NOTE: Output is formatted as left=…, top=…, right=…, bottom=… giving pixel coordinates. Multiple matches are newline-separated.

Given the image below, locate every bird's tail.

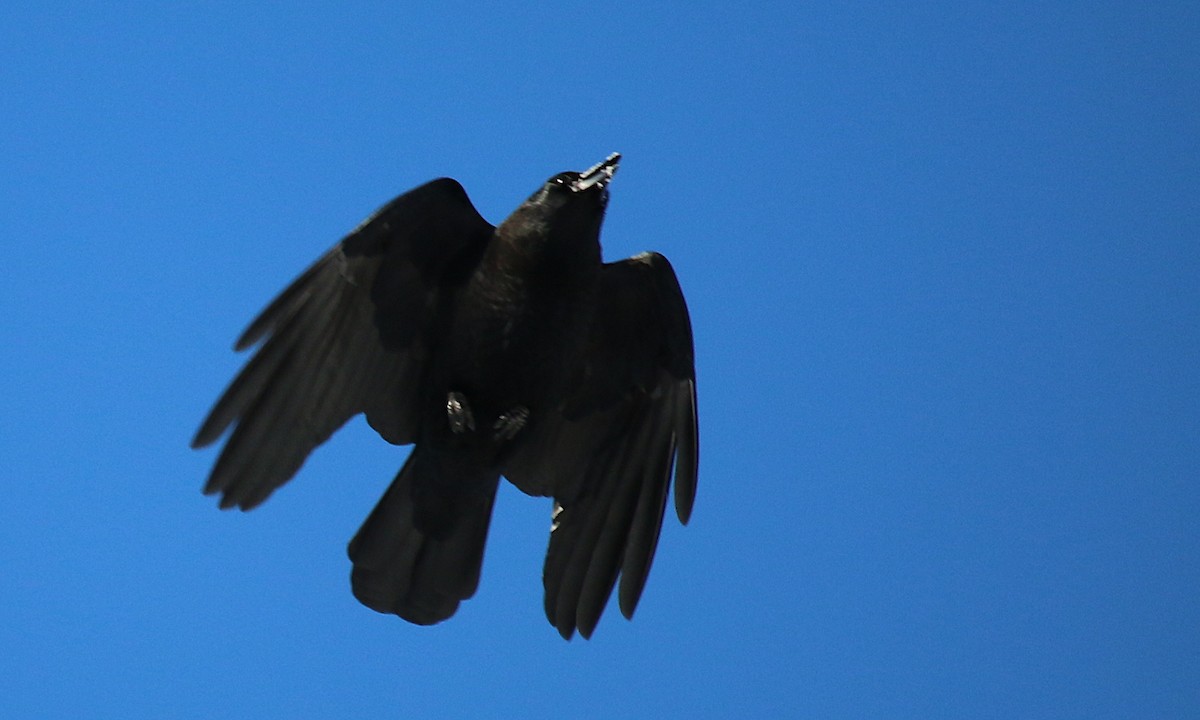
left=348, top=445, right=500, bottom=625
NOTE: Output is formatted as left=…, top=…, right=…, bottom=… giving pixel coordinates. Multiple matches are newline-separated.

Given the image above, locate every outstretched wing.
left=192, top=179, right=494, bottom=510
left=503, top=251, right=698, bottom=639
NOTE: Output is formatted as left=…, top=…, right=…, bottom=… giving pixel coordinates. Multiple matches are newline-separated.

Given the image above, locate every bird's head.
left=536, top=152, right=621, bottom=213
left=502, top=153, right=621, bottom=245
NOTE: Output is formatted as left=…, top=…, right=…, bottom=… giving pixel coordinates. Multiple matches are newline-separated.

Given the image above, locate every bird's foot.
left=493, top=406, right=529, bottom=441
left=446, top=392, right=476, bottom=433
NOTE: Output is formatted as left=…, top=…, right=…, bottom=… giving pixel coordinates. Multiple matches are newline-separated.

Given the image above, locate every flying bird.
left=192, top=153, right=697, bottom=639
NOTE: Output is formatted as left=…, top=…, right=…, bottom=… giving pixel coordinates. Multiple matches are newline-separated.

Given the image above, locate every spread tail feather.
left=348, top=447, right=500, bottom=625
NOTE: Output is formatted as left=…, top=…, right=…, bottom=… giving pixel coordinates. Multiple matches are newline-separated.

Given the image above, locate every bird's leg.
left=446, top=391, right=476, bottom=434
left=492, top=406, right=530, bottom=441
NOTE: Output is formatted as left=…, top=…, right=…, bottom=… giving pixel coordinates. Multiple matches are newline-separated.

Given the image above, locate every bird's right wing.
left=504, top=252, right=698, bottom=639
left=192, top=179, right=494, bottom=510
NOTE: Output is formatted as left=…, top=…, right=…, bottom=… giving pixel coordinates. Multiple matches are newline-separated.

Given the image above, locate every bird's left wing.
left=503, top=252, right=698, bottom=639
left=192, top=179, right=494, bottom=510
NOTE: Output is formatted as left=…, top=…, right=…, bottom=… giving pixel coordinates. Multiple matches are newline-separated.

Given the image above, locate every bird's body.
left=436, top=214, right=599, bottom=440
left=194, top=154, right=697, bottom=638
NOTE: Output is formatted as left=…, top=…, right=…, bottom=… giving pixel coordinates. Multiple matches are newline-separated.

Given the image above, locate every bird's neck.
left=488, top=224, right=601, bottom=281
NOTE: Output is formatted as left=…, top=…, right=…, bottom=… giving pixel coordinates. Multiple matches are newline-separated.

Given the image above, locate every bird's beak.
left=571, top=152, right=621, bottom=192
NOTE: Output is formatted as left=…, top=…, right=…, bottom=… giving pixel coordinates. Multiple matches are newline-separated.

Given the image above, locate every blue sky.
left=2, top=2, right=1197, bottom=718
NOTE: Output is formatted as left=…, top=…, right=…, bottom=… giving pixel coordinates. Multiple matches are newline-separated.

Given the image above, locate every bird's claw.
left=493, top=406, right=529, bottom=441
left=446, top=392, right=476, bottom=433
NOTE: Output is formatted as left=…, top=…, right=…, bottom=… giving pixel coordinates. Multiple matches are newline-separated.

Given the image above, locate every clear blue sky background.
left=2, top=2, right=1197, bottom=718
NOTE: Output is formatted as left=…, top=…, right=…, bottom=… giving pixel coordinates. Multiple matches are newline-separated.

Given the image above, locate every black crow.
left=192, top=153, right=697, bottom=639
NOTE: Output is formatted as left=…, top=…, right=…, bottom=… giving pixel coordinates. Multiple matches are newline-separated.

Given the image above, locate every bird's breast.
left=435, top=268, right=595, bottom=419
